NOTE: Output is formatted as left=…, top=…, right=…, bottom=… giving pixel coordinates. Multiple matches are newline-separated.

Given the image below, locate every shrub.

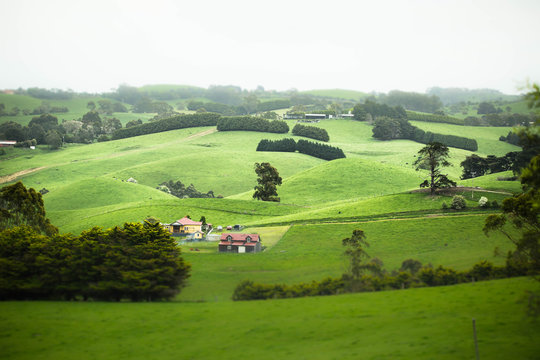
left=441, top=201, right=448, bottom=210
left=451, top=195, right=467, bottom=210
left=491, top=200, right=499, bottom=208
left=478, top=196, right=489, bottom=208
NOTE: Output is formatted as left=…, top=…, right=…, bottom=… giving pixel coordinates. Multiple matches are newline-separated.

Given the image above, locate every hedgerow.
left=292, top=123, right=330, bottom=142
left=217, top=116, right=289, bottom=133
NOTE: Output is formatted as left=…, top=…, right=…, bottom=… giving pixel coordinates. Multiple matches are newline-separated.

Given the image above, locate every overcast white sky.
left=1, top=0, right=539, bottom=94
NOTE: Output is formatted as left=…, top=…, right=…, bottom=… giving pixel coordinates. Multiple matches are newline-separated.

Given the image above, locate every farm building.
left=218, top=233, right=262, bottom=253
left=0, top=141, right=16, bottom=147
left=163, top=217, right=202, bottom=237
left=305, top=113, right=327, bottom=120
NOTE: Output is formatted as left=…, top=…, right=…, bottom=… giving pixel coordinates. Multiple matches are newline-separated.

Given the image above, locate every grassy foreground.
left=1, top=277, right=538, bottom=360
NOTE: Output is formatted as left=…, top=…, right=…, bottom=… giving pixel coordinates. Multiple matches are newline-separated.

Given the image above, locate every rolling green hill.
left=1, top=100, right=534, bottom=360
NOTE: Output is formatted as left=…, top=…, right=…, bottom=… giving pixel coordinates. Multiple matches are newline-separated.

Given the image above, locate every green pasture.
left=1, top=277, right=537, bottom=360
left=177, top=215, right=515, bottom=302
left=0, top=93, right=154, bottom=126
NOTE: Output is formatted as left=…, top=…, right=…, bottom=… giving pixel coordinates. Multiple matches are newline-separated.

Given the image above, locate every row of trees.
left=216, top=116, right=289, bottom=133
left=256, top=138, right=297, bottom=152
left=232, top=228, right=523, bottom=301
left=371, top=116, right=478, bottom=151
left=460, top=153, right=518, bottom=179
left=112, top=113, right=221, bottom=139
left=292, top=123, right=330, bottom=141
left=405, top=111, right=464, bottom=125
left=186, top=99, right=291, bottom=115
left=256, top=138, right=346, bottom=161
left=296, top=139, right=346, bottom=160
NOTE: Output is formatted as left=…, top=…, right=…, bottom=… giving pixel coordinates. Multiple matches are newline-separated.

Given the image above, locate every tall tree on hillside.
left=414, top=142, right=456, bottom=195
left=342, top=229, right=370, bottom=291
left=253, top=162, right=282, bottom=202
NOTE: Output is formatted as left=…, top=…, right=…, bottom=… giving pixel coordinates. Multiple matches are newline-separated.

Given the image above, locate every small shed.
left=218, top=233, right=262, bottom=253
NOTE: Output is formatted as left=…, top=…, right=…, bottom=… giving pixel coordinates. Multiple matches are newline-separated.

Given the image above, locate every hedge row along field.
left=256, top=138, right=346, bottom=160
left=256, top=138, right=297, bottom=152
left=406, top=110, right=464, bottom=125
left=413, top=128, right=478, bottom=151
left=292, top=123, right=330, bottom=142
left=112, top=112, right=221, bottom=139
left=217, top=116, right=289, bottom=133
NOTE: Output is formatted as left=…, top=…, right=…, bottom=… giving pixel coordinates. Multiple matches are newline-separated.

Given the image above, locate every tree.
left=0, top=182, right=58, bottom=236
left=477, top=102, right=497, bottom=114
left=253, top=162, right=282, bottom=202
left=29, top=113, right=59, bottom=132
left=81, top=111, right=103, bottom=134
left=342, top=229, right=370, bottom=291
left=45, top=130, right=62, bottom=149
left=414, top=142, right=457, bottom=195
left=87, top=101, right=96, bottom=111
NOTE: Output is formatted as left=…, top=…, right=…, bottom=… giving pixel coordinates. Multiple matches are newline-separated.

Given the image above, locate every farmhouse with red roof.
left=163, top=216, right=203, bottom=238
left=218, top=233, right=262, bottom=253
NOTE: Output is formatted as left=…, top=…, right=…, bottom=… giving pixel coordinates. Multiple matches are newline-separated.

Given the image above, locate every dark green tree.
left=45, top=130, right=62, bottom=149
left=342, top=229, right=370, bottom=291
left=414, top=142, right=456, bottom=195
left=0, top=182, right=58, bottom=236
left=81, top=111, right=103, bottom=134
left=253, top=162, right=282, bottom=202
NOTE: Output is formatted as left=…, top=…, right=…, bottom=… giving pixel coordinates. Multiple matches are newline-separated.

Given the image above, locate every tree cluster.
left=296, top=139, right=346, bottom=160
left=158, top=180, right=214, bottom=199
left=292, top=123, right=330, bottom=141
left=499, top=131, right=521, bottom=145
left=460, top=153, right=518, bottom=179
left=256, top=138, right=297, bottom=152
left=0, top=222, right=191, bottom=301
left=352, top=100, right=406, bottom=121
left=112, top=112, right=221, bottom=139
left=0, top=181, right=58, bottom=236
left=217, top=116, right=289, bottom=133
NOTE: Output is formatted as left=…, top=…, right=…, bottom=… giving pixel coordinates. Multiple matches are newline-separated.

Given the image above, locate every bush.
left=478, top=196, right=489, bottom=208
left=450, top=195, right=467, bottom=210
left=406, top=111, right=464, bottom=125
left=491, top=200, right=499, bottom=208
left=442, top=201, right=448, bottom=210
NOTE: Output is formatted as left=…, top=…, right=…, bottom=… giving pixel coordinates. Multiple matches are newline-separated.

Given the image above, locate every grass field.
left=1, top=277, right=538, bottom=360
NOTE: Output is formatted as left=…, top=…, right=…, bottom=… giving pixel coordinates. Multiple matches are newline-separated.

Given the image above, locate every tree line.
left=232, top=226, right=530, bottom=301
left=292, top=123, right=330, bottom=141
left=256, top=138, right=345, bottom=161
left=405, top=110, right=464, bottom=125
left=112, top=112, right=221, bottom=139
left=158, top=180, right=215, bottom=199
left=216, top=116, right=289, bottom=133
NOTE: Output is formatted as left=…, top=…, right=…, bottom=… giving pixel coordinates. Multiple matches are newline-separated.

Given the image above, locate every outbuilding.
left=218, top=233, right=262, bottom=253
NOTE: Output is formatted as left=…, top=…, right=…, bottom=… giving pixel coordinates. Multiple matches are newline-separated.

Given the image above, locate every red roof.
left=220, top=233, right=260, bottom=242
left=177, top=217, right=202, bottom=226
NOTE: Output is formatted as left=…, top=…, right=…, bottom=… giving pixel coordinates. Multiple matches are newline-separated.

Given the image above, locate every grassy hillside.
left=2, top=277, right=537, bottom=360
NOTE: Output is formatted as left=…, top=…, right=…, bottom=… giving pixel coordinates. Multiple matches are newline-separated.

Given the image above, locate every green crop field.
left=0, top=101, right=535, bottom=360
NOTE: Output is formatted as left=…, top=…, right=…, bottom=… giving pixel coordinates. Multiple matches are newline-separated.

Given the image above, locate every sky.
left=1, top=0, right=539, bottom=95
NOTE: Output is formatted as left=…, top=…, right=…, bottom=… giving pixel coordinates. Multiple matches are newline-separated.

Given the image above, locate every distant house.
left=305, top=113, right=327, bottom=120
left=186, top=230, right=204, bottom=241
left=0, top=141, right=16, bottom=147
left=218, top=233, right=262, bottom=253
left=163, top=216, right=203, bottom=237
